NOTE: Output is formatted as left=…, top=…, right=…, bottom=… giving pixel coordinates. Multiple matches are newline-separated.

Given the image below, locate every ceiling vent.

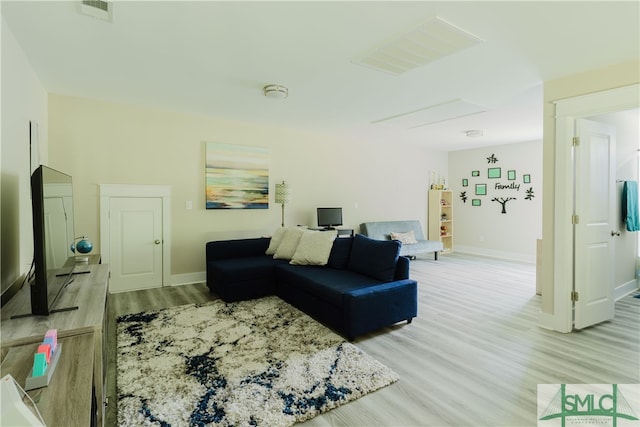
left=354, top=17, right=483, bottom=75
left=373, top=99, right=485, bottom=129
left=80, top=0, right=113, bottom=22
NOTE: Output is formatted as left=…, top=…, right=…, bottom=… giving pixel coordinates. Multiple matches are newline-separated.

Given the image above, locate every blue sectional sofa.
left=361, top=220, right=443, bottom=260
left=206, top=233, right=418, bottom=341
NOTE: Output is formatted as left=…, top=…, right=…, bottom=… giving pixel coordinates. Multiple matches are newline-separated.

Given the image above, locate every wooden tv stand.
left=1, top=264, right=109, bottom=427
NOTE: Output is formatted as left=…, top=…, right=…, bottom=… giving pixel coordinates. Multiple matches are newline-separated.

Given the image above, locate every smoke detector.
left=465, top=130, right=483, bottom=138
left=263, top=84, right=288, bottom=99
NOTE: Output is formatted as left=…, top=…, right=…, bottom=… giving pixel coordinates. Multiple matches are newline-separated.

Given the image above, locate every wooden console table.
left=1, top=264, right=109, bottom=427
left=1, top=334, right=94, bottom=426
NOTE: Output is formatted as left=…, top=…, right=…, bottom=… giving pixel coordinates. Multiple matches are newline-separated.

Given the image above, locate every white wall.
left=48, top=94, right=447, bottom=283
left=1, top=18, right=48, bottom=292
left=448, top=140, right=543, bottom=263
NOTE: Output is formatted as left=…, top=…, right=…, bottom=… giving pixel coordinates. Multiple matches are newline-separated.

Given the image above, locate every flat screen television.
left=29, top=165, right=77, bottom=315
left=317, top=207, right=343, bottom=229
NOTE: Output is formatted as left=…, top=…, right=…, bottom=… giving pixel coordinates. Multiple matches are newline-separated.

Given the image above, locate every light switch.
left=186, top=200, right=193, bottom=210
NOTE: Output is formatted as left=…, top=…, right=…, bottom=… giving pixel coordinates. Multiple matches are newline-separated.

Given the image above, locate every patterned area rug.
left=116, top=296, right=398, bottom=426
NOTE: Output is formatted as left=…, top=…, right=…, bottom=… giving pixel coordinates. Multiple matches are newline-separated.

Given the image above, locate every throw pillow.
left=273, top=227, right=306, bottom=260
left=390, top=230, right=418, bottom=245
left=347, top=234, right=401, bottom=282
left=290, top=230, right=337, bottom=266
left=265, top=227, right=287, bottom=255
left=327, top=237, right=353, bottom=269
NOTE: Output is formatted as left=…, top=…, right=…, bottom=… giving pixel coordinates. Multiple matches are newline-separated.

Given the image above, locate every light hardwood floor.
left=105, top=253, right=639, bottom=426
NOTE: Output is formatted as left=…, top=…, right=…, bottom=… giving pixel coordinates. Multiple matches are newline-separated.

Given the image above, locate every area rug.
left=116, top=296, right=398, bottom=426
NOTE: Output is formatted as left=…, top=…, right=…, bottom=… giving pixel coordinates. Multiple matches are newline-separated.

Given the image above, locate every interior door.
left=108, top=197, right=163, bottom=292
left=573, top=119, right=616, bottom=329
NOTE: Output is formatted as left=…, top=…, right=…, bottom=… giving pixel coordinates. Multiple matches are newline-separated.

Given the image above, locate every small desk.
left=1, top=334, right=94, bottom=426
left=310, top=227, right=354, bottom=237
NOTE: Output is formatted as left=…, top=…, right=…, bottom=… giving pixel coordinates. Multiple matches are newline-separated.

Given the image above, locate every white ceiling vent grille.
left=354, top=17, right=483, bottom=75
left=372, top=99, right=485, bottom=129
left=80, top=0, right=113, bottom=22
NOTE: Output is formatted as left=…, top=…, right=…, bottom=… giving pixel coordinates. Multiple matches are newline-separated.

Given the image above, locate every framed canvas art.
left=205, top=142, right=269, bottom=209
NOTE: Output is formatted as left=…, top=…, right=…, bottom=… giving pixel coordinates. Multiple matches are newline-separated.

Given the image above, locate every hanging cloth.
left=622, top=180, right=639, bottom=232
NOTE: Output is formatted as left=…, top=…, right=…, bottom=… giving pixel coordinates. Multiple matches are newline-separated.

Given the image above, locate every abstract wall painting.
left=205, top=142, right=269, bottom=209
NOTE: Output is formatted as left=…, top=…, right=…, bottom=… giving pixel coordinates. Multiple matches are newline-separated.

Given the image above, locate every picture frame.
left=205, top=142, right=269, bottom=209
left=475, top=184, right=487, bottom=196
left=488, top=167, right=501, bottom=179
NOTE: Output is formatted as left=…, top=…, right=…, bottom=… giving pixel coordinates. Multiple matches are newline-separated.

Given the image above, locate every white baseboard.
left=169, top=272, right=206, bottom=287
left=615, top=279, right=639, bottom=301
left=454, top=245, right=535, bottom=264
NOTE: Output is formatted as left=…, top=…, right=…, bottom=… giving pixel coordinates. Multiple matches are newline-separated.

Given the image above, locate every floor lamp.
left=275, top=181, right=290, bottom=227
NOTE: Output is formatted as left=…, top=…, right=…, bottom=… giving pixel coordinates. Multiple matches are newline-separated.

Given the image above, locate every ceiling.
left=2, top=1, right=639, bottom=151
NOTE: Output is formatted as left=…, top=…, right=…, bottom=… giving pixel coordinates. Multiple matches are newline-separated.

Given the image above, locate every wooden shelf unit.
left=428, top=189, right=453, bottom=253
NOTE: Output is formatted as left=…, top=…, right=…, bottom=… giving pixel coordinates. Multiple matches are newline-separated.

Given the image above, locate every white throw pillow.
left=389, top=230, right=418, bottom=245
left=290, top=230, right=338, bottom=266
left=273, top=227, right=306, bottom=260
left=265, top=227, right=287, bottom=255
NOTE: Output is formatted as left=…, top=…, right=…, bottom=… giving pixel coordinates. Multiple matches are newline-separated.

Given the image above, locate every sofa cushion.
left=290, top=230, right=337, bottom=266
left=265, top=227, right=287, bottom=255
left=347, top=234, right=401, bottom=282
left=327, top=236, right=353, bottom=269
left=276, top=264, right=383, bottom=307
left=273, top=227, right=305, bottom=260
left=208, top=256, right=284, bottom=282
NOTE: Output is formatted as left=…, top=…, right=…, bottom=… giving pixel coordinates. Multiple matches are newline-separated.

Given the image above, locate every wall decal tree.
left=491, top=197, right=516, bottom=214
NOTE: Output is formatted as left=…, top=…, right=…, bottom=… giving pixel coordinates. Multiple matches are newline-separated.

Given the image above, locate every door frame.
left=546, top=83, right=638, bottom=333
left=99, top=184, right=171, bottom=287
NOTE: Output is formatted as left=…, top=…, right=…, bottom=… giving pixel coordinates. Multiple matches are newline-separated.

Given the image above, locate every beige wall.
left=1, top=18, right=48, bottom=292
left=541, top=58, right=640, bottom=314
left=48, top=94, right=447, bottom=282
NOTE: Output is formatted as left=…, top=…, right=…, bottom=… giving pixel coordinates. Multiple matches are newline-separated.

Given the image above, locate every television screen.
left=317, top=207, right=343, bottom=229
left=30, top=166, right=76, bottom=315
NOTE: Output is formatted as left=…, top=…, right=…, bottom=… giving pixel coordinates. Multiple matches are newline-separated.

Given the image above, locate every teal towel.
left=622, top=180, right=639, bottom=232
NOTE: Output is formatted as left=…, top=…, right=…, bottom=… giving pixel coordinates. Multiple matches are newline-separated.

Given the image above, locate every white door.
left=108, top=197, right=163, bottom=292
left=573, top=119, right=616, bottom=329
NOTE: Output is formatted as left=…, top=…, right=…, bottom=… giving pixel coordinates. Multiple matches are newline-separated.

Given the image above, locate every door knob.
left=155, top=239, right=161, bottom=244
left=611, top=230, right=621, bottom=236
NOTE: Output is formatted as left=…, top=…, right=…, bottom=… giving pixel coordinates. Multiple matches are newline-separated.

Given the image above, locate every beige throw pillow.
left=273, top=227, right=306, bottom=260
left=290, top=230, right=338, bottom=266
left=265, top=227, right=287, bottom=255
left=390, top=230, right=418, bottom=245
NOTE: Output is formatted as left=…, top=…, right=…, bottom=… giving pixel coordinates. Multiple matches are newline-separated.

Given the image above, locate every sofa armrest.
left=395, top=256, right=410, bottom=280
left=342, top=279, right=418, bottom=339
left=206, top=237, right=270, bottom=260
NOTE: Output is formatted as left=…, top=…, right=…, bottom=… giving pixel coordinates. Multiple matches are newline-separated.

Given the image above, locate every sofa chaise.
left=206, top=231, right=418, bottom=341
left=360, top=220, right=443, bottom=260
